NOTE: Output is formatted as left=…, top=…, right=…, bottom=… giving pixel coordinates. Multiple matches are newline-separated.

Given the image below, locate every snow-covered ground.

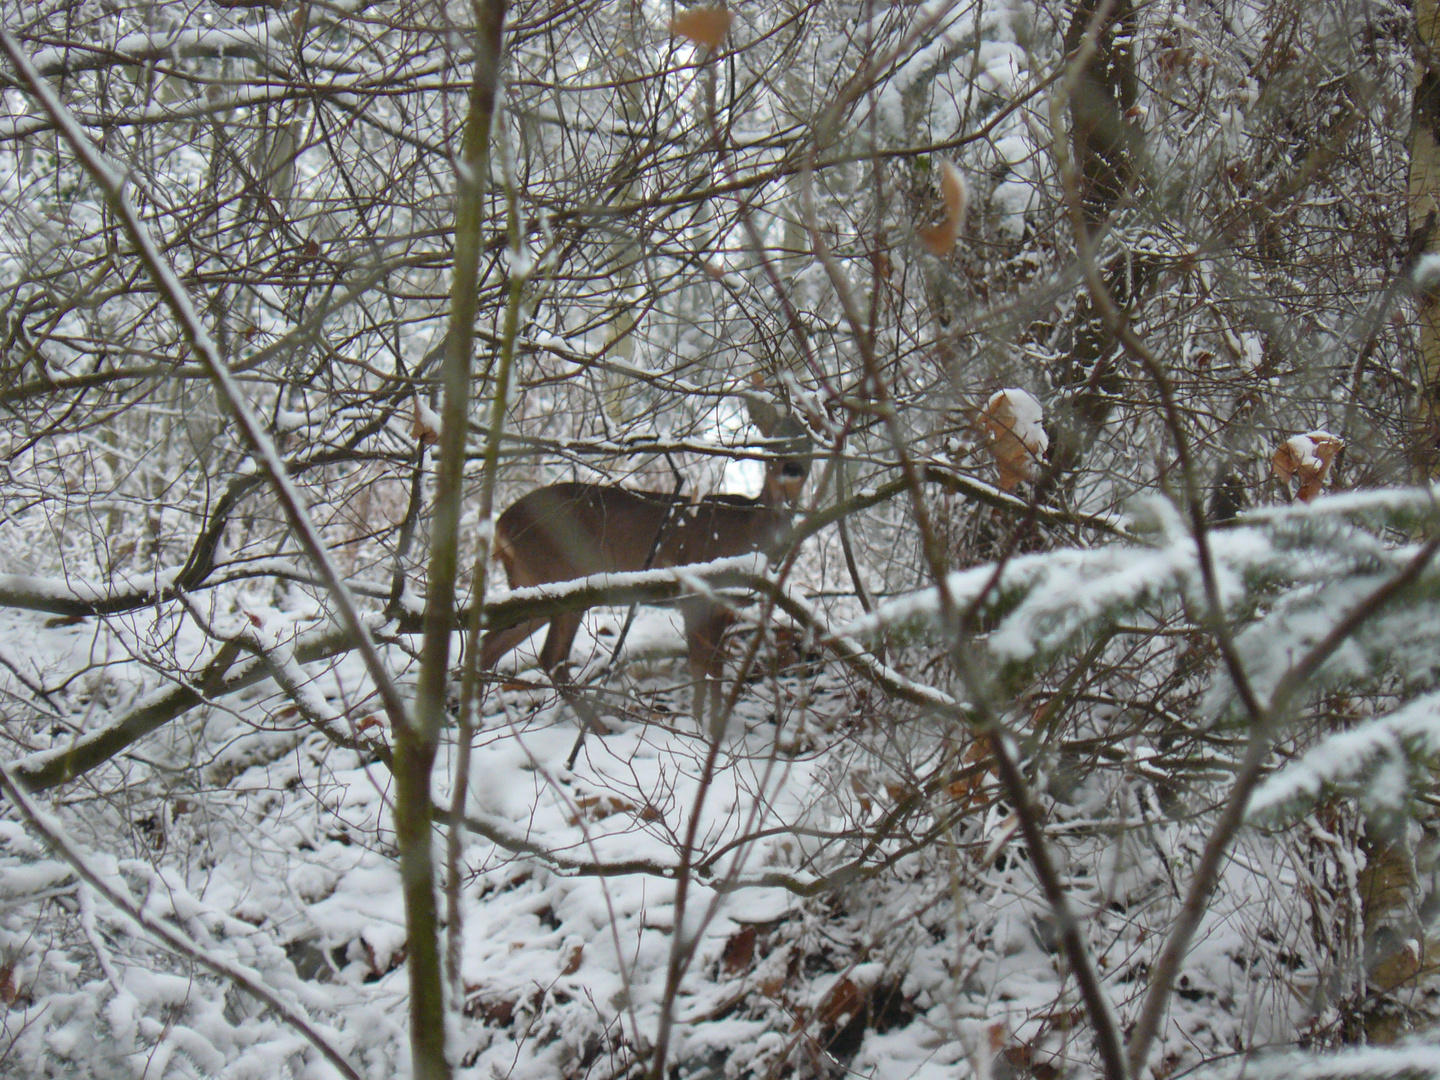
left=0, top=589, right=1396, bottom=1080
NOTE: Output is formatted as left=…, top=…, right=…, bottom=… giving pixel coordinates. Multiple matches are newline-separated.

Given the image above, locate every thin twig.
left=0, top=30, right=413, bottom=735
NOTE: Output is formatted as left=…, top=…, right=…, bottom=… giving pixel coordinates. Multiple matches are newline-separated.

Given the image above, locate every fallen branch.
left=10, top=557, right=768, bottom=792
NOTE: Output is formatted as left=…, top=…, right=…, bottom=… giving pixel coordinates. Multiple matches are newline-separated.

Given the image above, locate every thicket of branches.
left=3, top=1, right=1440, bottom=1078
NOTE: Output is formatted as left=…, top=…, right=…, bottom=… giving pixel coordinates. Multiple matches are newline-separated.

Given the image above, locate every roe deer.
left=479, top=402, right=812, bottom=717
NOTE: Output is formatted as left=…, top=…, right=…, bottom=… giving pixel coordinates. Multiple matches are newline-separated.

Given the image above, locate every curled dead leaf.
left=978, top=388, right=1048, bottom=490
left=917, top=159, right=968, bottom=256
left=561, top=943, right=584, bottom=975
left=721, top=925, right=756, bottom=973
left=1272, top=430, right=1342, bottom=502
left=818, top=977, right=864, bottom=1027
left=670, top=7, right=733, bottom=49
left=568, top=792, right=639, bottom=824
left=412, top=397, right=441, bottom=446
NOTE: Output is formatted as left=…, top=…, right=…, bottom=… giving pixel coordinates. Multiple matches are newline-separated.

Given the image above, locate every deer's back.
left=494, top=482, right=788, bottom=588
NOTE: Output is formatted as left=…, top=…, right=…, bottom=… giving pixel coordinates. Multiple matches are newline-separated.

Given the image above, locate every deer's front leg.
left=539, top=610, right=584, bottom=677
left=480, top=617, right=551, bottom=672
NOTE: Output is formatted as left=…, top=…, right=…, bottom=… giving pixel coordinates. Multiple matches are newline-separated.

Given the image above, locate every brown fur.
left=480, top=414, right=811, bottom=719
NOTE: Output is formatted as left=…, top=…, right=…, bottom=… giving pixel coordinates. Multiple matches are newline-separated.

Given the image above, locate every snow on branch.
left=1236, top=479, right=1440, bottom=528
left=766, top=588, right=958, bottom=711
left=1190, top=1042, right=1440, bottom=1080
left=9, top=554, right=953, bottom=795
left=477, top=553, right=768, bottom=633
left=6, top=2, right=367, bottom=87
left=19, top=490, right=1436, bottom=794
left=840, top=527, right=1255, bottom=665
left=10, top=622, right=359, bottom=792
left=838, top=485, right=1440, bottom=685
left=7, top=558, right=776, bottom=792
left=1207, top=536, right=1440, bottom=718
left=1248, top=688, right=1440, bottom=822
left=0, top=566, right=184, bottom=617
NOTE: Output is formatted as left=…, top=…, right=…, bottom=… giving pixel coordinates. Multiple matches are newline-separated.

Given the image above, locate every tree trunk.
left=1412, top=0, right=1440, bottom=475
left=403, top=4, right=508, bottom=1078
left=1042, top=0, right=1147, bottom=489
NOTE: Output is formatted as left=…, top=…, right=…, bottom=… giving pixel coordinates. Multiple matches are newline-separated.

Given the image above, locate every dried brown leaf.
left=721, top=925, right=756, bottom=973
left=818, top=977, right=864, bottom=1027
left=978, top=388, right=1047, bottom=490
left=669, top=7, right=733, bottom=48
left=466, top=993, right=516, bottom=1025
left=412, top=397, right=441, bottom=446
left=1272, top=431, right=1343, bottom=503
left=917, top=160, right=968, bottom=256
left=568, top=792, right=638, bottom=824
left=561, top=943, right=584, bottom=975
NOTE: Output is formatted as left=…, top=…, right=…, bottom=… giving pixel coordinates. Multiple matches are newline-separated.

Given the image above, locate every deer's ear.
left=743, top=393, right=783, bottom=437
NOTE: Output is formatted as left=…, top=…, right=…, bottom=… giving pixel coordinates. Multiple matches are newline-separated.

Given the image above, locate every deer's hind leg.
left=683, top=600, right=736, bottom=731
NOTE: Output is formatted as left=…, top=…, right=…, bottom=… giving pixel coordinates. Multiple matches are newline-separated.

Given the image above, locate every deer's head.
left=746, top=396, right=813, bottom=507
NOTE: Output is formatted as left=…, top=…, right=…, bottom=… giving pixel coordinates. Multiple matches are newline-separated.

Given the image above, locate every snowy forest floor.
left=4, top=589, right=1431, bottom=1080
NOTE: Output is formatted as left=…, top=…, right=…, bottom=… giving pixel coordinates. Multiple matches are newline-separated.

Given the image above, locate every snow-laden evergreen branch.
left=1248, top=688, right=1440, bottom=822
